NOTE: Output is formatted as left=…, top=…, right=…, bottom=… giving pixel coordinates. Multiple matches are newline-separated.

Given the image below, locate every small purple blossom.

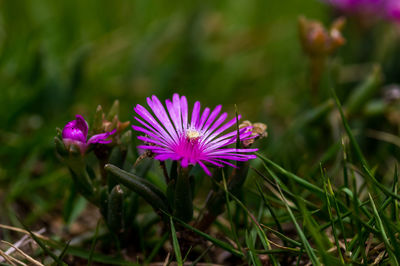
left=132, top=94, right=258, bottom=176
left=326, top=0, right=385, bottom=14
left=386, top=0, right=400, bottom=23
left=324, top=0, right=400, bottom=23
left=62, top=115, right=116, bottom=154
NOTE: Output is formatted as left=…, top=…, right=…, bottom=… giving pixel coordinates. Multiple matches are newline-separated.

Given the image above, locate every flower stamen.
left=186, top=129, right=201, bottom=141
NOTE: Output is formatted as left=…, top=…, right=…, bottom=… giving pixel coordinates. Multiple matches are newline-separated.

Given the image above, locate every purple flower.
left=325, top=0, right=400, bottom=23
left=132, top=94, right=258, bottom=176
left=326, top=0, right=385, bottom=13
left=62, top=115, right=116, bottom=154
left=386, top=0, right=400, bottom=23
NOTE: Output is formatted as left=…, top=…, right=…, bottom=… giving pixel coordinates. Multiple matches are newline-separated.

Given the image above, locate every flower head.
left=298, top=16, right=346, bottom=58
left=62, top=115, right=116, bottom=154
left=386, top=0, right=400, bottom=23
left=324, top=0, right=400, bottom=24
left=132, top=94, right=258, bottom=176
left=326, top=0, right=384, bottom=14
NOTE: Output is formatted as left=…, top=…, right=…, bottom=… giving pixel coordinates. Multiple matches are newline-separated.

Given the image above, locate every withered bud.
left=383, top=84, right=400, bottom=104
left=298, top=16, right=346, bottom=58
left=101, top=115, right=130, bottom=136
left=134, top=150, right=154, bottom=167
left=239, top=120, right=268, bottom=148
left=134, top=134, right=155, bottom=167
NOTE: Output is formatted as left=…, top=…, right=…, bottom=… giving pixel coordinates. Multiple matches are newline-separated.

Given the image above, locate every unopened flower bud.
left=62, top=115, right=115, bottom=154
left=239, top=120, right=268, bottom=148
left=383, top=84, right=400, bottom=103
left=298, top=16, right=346, bottom=58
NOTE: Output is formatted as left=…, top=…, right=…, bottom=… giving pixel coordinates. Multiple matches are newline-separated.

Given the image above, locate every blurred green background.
left=1, top=0, right=400, bottom=228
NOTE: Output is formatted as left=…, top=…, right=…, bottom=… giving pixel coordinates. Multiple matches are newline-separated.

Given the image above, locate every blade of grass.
left=1, top=240, right=43, bottom=266
left=392, top=165, right=399, bottom=222
left=292, top=183, right=334, bottom=265
left=350, top=171, right=366, bottom=263
left=329, top=183, right=348, bottom=251
left=145, top=232, right=169, bottom=264
left=88, top=221, right=101, bottom=266
left=369, top=193, right=399, bottom=265
left=190, top=245, right=212, bottom=266
left=170, top=217, right=183, bottom=266
left=182, top=246, right=192, bottom=263
left=332, top=89, right=400, bottom=201
left=260, top=224, right=302, bottom=247
left=20, top=221, right=65, bottom=265
left=257, top=152, right=377, bottom=233
left=381, top=215, right=400, bottom=260
left=256, top=152, right=324, bottom=197
left=275, top=182, right=321, bottom=265
left=255, top=181, right=284, bottom=237
left=0, top=223, right=134, bottom=265
left=57, top=240, right=71, bottom=263
left=221, top=170, right=242, bottom=252
left=161, top=211, right=243, bottom=257
left=210, top=178, right=278, bottom=265
left=254, top=248, right=302, bottom=255
left=253, top=164, right=319, bottom=209
left=321, top=166, right=344, bottom=264
left=245, top=230, right=262, bottom=266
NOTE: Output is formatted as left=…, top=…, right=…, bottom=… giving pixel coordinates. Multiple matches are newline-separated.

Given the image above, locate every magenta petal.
left=198, top=161, right=211, bottom=176
left=131, top=125, right=170, bottom=146
left=172, top=93, right=183, bottom=132
left=137, top=135, right=167, bottom=147
left=147, top=96, right=179, bottom=142
left=166, top=98, right=181, bottom=134
left=154, top=154, right=181, bottom=161
left=63, top=138, right=88, bottom=153
left=181, top=157, right=189, bottom=168
left=180, top=95, right=188, bottom=131
left=87, top=129, right=116, bottom=145
left=190, top=101, right=201, bottom=128
left=202, top=115, right=243, bottom=146
left=62, top=114, right=89, bottom=143
left=133, top=94, right=259, bottom=177
left=197, top=107, right=210, bottom=130
left=202, top=105, right=222, bottom=131
left=134, top=105, right=175, bottom=144
left=203, top=159, right=224, bottom=167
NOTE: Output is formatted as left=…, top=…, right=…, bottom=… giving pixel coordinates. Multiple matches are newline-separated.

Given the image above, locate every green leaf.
left=245, top=230, right=262, bottom=266
left=256, top=153, right=324, bottom=197
left=104, top=164, right=169, bottom=213
left=344, top=65, right=382, bottom=115
left=88, top=221, right=101, bottom=266
left=107, top=185, right=124, bottom=234
left=106, top=100, right=120, bottom=121
left=20, top=221, right=66, bottom=265
left=222, top=170, right=242, bottom=252
left=163, top=211, right=244, bottom=257
left=145, top=232, right=169, bottom=264
left=321, top=167, right=344, bottom=264
left=275, top=183, right=321, bottom=266
left=369, top=193, right=399, bottom=266
left=173, top=167, right=193, bottom=222
left=170, top=217, right=183, bottom=266
left=92, top=105, right=104, bottom=133
left=332, top=89, right=400, bottom=201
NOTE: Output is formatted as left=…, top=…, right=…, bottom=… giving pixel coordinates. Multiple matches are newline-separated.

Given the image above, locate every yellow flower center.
left=186, top=129, right=201, bottom=140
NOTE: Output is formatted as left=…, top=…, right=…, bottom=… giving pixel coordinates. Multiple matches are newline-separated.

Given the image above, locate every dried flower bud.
left=324, top=0, right=400, bottom=25
left=239, top=120, right=267, bottom=147
left=298, top=16, right=346, bottom=58
left=383, top=84, right=400, bottom=103
left=62, top=115, right=115, bottom=154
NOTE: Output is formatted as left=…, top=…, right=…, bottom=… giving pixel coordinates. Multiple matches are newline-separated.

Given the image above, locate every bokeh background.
left=1, top=0, right=400, bottom=231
